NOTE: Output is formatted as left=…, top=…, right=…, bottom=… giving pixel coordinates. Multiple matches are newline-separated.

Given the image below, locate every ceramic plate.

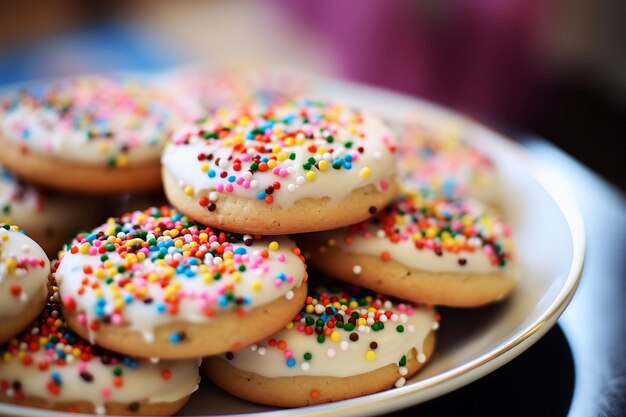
left=0, top=75, right=585, bottom=417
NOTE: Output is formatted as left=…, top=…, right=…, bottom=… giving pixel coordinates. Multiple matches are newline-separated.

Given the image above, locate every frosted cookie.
left=203, top=283, right=438, bottom=407
left=163, top=63, right=310, bottom=112
left=0, top=285, right=200, bottom=416
left=1, top=164, right=103, bottom=255
left=0, top=225, right=49, bottom=344
left=398, top=117, right=500, bottom=206
left=54, top=206, right=308, bottom=359
left=299, top=192, right=515, bottom=307
left=0, top=74, right=196, bottom=194
left=162, top=99, right=398, bottom=234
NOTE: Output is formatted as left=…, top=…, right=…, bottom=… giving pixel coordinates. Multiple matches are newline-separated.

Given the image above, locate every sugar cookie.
left=0, top=224, right=49, bottom=344
left=0, top=285, right=200, bottom=416
left=162, top=99, right=398, bottom=234
left=299, top=192, right=515, bottom=307
left=203, top=282, right=437, bottom=407
left=54, top=206, right=307, bottom=359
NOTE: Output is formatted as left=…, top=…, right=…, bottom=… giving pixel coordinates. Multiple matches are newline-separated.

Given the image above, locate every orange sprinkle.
left=380, top=251, right=391, bottom=261
left=310, top=389, right=320, bottom=399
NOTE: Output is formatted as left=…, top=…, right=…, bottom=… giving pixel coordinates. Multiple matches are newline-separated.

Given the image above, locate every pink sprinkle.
left=273, top=167, right=281, bottom=175
left=297, top=324, right=305, bottom=332
left=225, top=184, right=234, bottom=193
left=236, top=177, right=244, bottom=185
left=484, top=245, right=494, bottom=256
left=276, top=254, right=285, bottom=262
left=284, top=350, right=293, bottom=359
left=380, top=180, right=389, bottom=191
left=234, top=254, right=242, bottom=262
left=216, top=184, right=224, bottom=193
left=78, top=362, right=86, bottom=372
left=77, top=314, right=87, bottom=325
left=111, top=314, right=123, bottom=325
left=279, top=169, right=288, bottom=177
left=242, top=180, right=250, bottom=189
left=286, top=275, right=293, bottom=283
left=101, top=389, right=111, bottom=400
left=274, top=279, right=283, bottom=287
left=398, top=303, right=407, bottom=311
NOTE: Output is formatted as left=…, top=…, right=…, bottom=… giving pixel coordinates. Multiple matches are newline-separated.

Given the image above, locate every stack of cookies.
left=0, top=66, right=516, bottom=414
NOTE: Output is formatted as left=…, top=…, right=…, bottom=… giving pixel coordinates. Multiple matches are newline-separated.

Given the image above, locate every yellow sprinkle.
left=94, top=268, right=106, bottom=279
left=269, top=241, right=280, bottom=251
left=295, top=135, right=305, bottom=145
left=349, top=301, right=358, bottom=309
left=285, top=322, right=294, bottom=330
left=231, top=272, right=242, bottom=283
left=357, top=317, right=367, bottom=326
left=366, top=351, right=376, bottom=361
left=305, top=304, right=315, bottom=314
left=79, top=243, right=91, bottom=255
left=251, top=280, right=262, bottom=291
left=318, top=160, right=329, bottom=171
left=330, top=331, right=341, bottom=342
left=277, top=152, right=288, bottom=162
left=284, top=137, right=294, bottom=146
left=316, top=146, right=326, bottom=154
left=425, top=226, right=439, bottom=239
left=272, top=145, right=282, bottom=154
left=115, top=154, right=129, bottom=168
left=202, top=273, right=213, bottom=284
left=147, top=273, right=159, bottom=283
left=137, top=252, right=146, bottom=261
left=183, top=186, right=194, bottom=196
left=305, top=171, right=316, bottom=182
left=328, top=238, right=336, bottom=246
left=200, top=163, right=210, bottom=173
left=97, top=141, right=109, bottom=154
left=268, top=159, right=277, bottom=169
left=5, top=258, right=17, bottom=273
left=359, top=167, right=371, bottom=179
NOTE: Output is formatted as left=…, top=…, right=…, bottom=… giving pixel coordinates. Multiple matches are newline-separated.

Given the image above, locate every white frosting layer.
left=55, top=235, right=305, bottom=342
left=223, top=298, right=436, bottom=378
left=0, top=354, right=200, bottom=407
left=0, top=75, right=198, bottom=166
left=0, top=228, right=49, bottom=317
left=161, top=105, right=397, bottom=209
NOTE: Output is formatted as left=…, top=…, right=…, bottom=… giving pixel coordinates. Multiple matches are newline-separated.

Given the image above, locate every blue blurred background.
left=0, top=0, right=623, bottom=189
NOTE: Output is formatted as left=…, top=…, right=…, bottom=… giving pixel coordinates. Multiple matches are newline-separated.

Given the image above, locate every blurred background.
left=0, top=0, right=624, bottom=190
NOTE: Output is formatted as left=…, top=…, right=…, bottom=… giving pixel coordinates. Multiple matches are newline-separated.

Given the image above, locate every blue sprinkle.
left=286, top=358, right=296, bottom=367
left=124, top=295, right=134, bottom=304
left=243, top=296, right=252, bottom=305
left=257, top=191, right=266, bottom=200
left=185, top=269, right=196, bottom=278
left=218, top=296, right=228, bottom=307
left=176, top=265, right=185, bottom=274
left=85, top=233, right=97, bottom=242
left=208, top=170, right=216, bottom=178
left=169, top=333, right=182, bottom=344
left=344, top=154, right=353, bottom=162
left=172, top=212, right=183, bottom=221
left=277, top=272, right=286, bottom=281
left=51, top=372, right=62, bottom=385
left=234, top=247, right=247, bottom=255
left=344, top=161, right=352, bottom=170
left=156, top=302, right=166, bottom=313
left=228, top=175, right=236, bottom=183
left=260, top=156, right=269, bottom=163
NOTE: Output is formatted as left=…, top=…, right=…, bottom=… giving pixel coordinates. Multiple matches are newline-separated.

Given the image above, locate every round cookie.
left=0, top=285, right=200, bottom=416
left=398, top=116, right=500, bottom=206
left=162, top=63, right=310, bottom=112
left=203, top=282, right=438, bottom=407
left=53, top=206, right=308, bottom=359
left=1, top=164, right=104, bottom=255
left=0, top=73, right=197, bottom=194
left=161, top=99, right=399, bottom=234
left=299, top=192, right=516, bottom=307
left=0, top=224, right=49, bottom=344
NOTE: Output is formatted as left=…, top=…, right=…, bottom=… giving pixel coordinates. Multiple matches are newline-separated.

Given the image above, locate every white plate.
left=0, top=76, right=585, bottom=417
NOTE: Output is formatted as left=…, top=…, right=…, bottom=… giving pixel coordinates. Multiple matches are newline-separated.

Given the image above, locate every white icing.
left=161, top=106, right=396, bottom=209
left=0, top=351, right=199, bottom=407
left=0, top=228, right=49, bottom=317
left=54, top=235, right=305, bottom=340
left=0, top=75, right=198, bottom=166
left=224, top=302, right=435, bottom=378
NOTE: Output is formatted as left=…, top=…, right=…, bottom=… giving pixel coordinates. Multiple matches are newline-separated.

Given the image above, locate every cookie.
left=299, top=192, right=516, bottom=307
left=163, top=63, right=310, bottom=111
left=0, top=284, right=200, bottom=416
left=0, top=224, right=49, bottom=344
left=53, top=206, right=308, bottom=359
left=0, top=74, right=196, bottom=194
left=162, top=99, right=398, bottom=234
left=0, top=164, right=104, bottom=255
left=398, top=116, right=500, bottom=206
left=203, top=282, right=438, bottom=407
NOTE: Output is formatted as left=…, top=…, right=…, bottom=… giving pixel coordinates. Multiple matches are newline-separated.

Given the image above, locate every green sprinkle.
left=399, top=356, right=407, bottom=366
left=396, top=325, right=405, bottom=333
left=304, top=352, right=312, bottom=360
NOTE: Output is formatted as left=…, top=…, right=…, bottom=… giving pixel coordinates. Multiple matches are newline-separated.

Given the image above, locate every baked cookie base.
left=0, top=282, right=48, bottom=344
left=0, top=136, right=162, bottom=194
left=63, top=284, right=307, bottom=359
left=202, top=331, right=435, bottom=407
left=162, top=166, right=398, bottom=235
left=304, top=249, right=515, bottom=307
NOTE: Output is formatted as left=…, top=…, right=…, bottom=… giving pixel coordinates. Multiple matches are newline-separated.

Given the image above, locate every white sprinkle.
left=417, top=353, right=426, bottom=363
left=296, top=176, right=305, bottom=185
left=366, top=317, right=375, bottom=325
left=19, top=292, right=28, bottom=303
left=285, top=290, right=294, bottom=300
left=374, top=151, right=382, bottom=160
left=21, top=244, right=31, bottom=253
left=209, top=192, right=219, bottom=201
left=250, top=344, right=258, bottom=351
left=212, top=257, right=223, bottom=265
left=432, top=321, right=440, bottom=330
left=408, top=324, right=415, bottom=333
left=352, top=265, right=362, bottom=274
left=143, top=332, right=155, bottom=343
left=287, top=184, right=296, bottom=192
left=250, top=180, right=259, bottom=189
left=379, top=315, right=388, bottom=322
left=358, top=324, right=367, bottom=333
left=400, top=314, right=408, bottom=323
left=95, top=405, right=106, bottom=415
left=394, top=377, right=406, bottom=388
left=301, top=362, right=310, bottom=371
left=258, top=347, right=266, bottom=355
left=377, top=230, right=386, bottom=238
left=326, top=348, right=336, bottom=358
left=399, top=366, right=408, bottom=376
left=340, top=341, right=349, bottom=351
left=6, top=388, right=14, bottom=398
left=314, top=304, right=325, bottom=315
left=150, top=357, right=160, bottom=364
left=242, top=171, right=252, bottom=180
